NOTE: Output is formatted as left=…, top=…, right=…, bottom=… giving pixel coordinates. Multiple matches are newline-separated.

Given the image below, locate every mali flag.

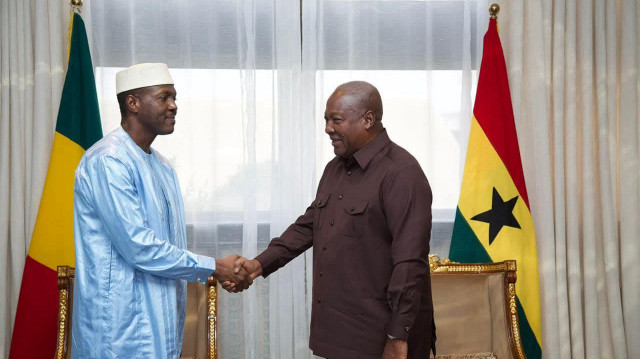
left=449, top=18, right=542, bottom=359
left=9, top=12, right=102, bottom=358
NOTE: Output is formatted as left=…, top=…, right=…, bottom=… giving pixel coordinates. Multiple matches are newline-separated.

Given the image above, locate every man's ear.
left=363, top=110, right=376, bottom=130
left=126, top=94, right=141, bottom=114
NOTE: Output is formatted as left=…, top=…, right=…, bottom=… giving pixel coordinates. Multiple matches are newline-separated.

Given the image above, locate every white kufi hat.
left=116, top=63, right=174, bottom=94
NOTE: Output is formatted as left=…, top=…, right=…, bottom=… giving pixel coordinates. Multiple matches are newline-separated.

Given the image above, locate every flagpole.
left=489, top=3, right=500, bottom=19
left=66, top=0, right=83, bottom=60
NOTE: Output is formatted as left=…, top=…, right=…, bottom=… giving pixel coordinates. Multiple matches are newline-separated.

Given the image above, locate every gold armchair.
left=55, top=266, right=219, bottom=359
left=429, top=255, right=526, bottom=359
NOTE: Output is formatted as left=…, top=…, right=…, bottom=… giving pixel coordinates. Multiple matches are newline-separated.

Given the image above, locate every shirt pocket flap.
left=343, top=198, right=368, bottom=215
left=315, top=192, right=331, bottom=208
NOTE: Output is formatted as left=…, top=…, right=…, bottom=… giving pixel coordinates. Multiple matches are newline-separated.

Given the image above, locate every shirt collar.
left=345, top=129, right=390, bottom=170
left=117, top=126, right=154, bottom=158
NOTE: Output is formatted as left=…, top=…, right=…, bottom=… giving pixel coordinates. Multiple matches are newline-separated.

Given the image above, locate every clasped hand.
left=215, top=256, right=263, bottom=293
left=213, top=254, right=262, bottom=293
left=213, top=254, right=252, bottom=292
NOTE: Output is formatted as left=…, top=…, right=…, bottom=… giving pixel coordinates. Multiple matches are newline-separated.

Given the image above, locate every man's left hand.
left=381, top=337, right=408, bottom=359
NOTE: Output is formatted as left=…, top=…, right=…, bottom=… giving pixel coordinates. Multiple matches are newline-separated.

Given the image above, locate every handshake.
left=212, top=254, right=263, bottom=293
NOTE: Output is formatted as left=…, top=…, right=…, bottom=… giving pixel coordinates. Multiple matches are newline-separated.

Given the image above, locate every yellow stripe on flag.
left=28, top=132, right=85, bottom=270
left=458, top=117, right=542, bottom=343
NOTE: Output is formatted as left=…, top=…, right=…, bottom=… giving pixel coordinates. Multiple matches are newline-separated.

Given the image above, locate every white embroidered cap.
left=116, top=63, right=174, bottom=94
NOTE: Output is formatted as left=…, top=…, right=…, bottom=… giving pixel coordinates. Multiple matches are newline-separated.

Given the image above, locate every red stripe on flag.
left=473, top=19, right=530, bottom=208
left=9, top=256, right=59, bottom=359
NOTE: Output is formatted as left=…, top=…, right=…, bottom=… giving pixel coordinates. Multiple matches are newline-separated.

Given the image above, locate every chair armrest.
left=206, top=276, right=218, bottom=359
left=55, top=265, right=75, bottom=359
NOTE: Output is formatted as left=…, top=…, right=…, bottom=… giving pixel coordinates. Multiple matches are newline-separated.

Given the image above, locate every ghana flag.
left=9, top=12, right=102, bottom=358
left=449, top=18, right=542, bottom=359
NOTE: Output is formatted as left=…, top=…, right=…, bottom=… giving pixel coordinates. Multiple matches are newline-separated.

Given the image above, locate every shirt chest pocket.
left=313, top=192, right=331, bottom=229
left=339, top=197, right=368, bottom=237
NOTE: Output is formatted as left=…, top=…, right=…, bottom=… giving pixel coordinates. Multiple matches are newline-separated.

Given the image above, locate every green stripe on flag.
left=517, top=297, right=542, bottom=359
left=449, top=207, right=492, bottom=263
left=55, top=13, right=102, bottom=150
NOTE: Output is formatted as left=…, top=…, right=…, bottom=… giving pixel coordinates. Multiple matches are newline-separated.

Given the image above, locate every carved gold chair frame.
left=428, top=255, right=527, bottom=359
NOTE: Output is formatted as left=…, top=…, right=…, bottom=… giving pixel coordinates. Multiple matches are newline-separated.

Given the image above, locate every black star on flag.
left=471, top=187, right=521, bottom=245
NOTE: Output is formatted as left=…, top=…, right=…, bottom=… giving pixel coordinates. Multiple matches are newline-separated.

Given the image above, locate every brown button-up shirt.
left=256, top=130, right=435, bottom=359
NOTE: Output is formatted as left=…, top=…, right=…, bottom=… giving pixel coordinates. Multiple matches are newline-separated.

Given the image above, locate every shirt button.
left=338, top=194, right=343, bottom=200
left=323, top=244, right=327, bottom=251
left=317, top=298, right=321, bottom=303
left=405, top=326, right=410, bottom=332
left=347, top=171, right=352, bottom=176
left=320, top=270, right=323, bottom=277
left=330, top=220, right=334, bottom=226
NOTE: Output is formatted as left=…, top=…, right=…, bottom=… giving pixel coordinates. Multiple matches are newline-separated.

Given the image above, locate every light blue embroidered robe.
left=72, top=127, right=216, bottom=358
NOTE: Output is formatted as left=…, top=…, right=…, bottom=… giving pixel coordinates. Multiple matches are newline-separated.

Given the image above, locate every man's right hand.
left=221, top=257, right=263, bottom=293
left=382, top=337, right=408, bottom=359
left=214, top=254, right=253, bottom=292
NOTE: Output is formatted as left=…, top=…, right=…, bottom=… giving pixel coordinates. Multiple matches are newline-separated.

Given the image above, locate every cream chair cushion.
left=428, top=256, right=526, bottom=359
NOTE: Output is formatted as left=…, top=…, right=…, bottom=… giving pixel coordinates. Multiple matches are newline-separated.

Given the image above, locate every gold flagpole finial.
left=489, top=3, right=500, bottom=19
left=69, top=0, right=82, bottom=14
left=71, top=0, right=83, bottom=13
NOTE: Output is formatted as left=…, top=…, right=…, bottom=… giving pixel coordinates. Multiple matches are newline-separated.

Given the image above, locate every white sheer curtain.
left=89, top=0, right=314, bottom=357
left=0, top=0, right=68, bottom=356
left=499, top=1, right=639, bottom=358
left=267, top=0, right=317, bottom=357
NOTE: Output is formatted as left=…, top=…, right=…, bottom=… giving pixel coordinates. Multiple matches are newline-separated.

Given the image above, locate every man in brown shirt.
left=229, top=81, right=435, bottom=359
